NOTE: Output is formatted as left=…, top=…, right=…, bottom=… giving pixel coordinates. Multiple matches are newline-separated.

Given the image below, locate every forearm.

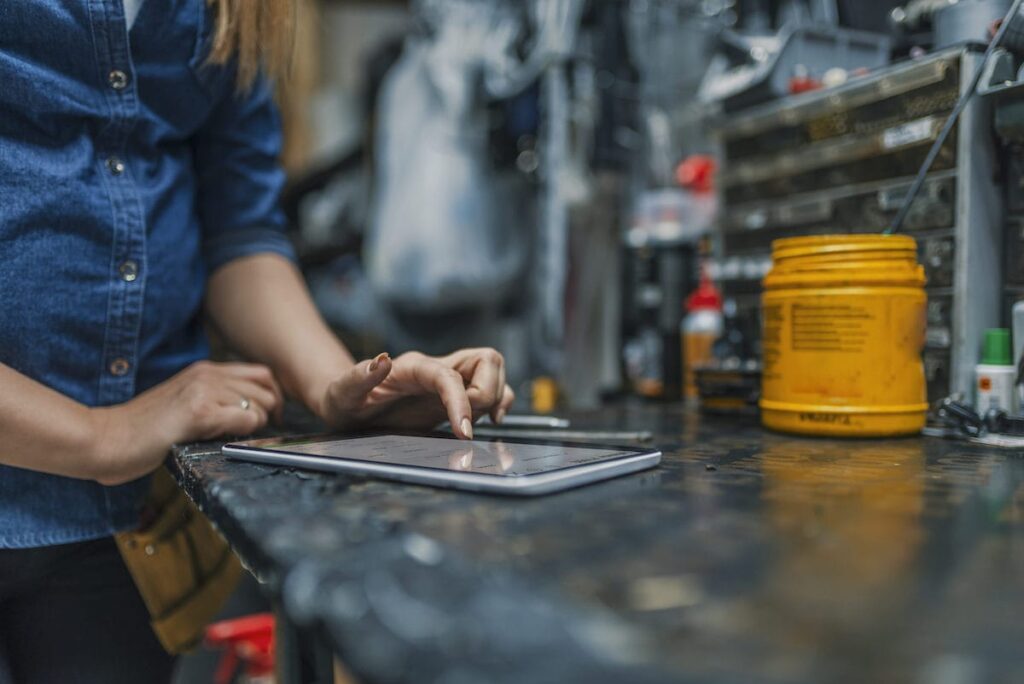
left=0, top=364, right=151, bottom=482
left=204, top=253, right=354, bottom=412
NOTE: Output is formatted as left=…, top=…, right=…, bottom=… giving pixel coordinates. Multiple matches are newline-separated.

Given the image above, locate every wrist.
left=87, top=401, right=170, bottom=487
left=85, top=406, right=122, bottom=485
left=287, top=360, right=353, bottom=421
left=297, top=376, right=328, bottom=420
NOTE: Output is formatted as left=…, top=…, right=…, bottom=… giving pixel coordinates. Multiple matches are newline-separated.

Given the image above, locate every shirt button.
left=109, top=358, right=131, bottom=376
left=119, top=260, right=139, bottom=282
left=106, top=157, right=125, bottom=176
left=108, top=69, right=129, bottom=90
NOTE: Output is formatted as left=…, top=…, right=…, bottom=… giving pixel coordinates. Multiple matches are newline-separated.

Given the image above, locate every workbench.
left=170, top=404, right=1024, bottom=683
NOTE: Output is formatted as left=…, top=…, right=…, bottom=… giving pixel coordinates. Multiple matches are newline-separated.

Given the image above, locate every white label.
left=977, top=367, right=1017, bottom=414
left=882, top=119, right=934, bottom=150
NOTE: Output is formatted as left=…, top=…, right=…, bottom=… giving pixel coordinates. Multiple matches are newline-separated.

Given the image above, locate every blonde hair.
left=206, top=0, right=296, bottom=91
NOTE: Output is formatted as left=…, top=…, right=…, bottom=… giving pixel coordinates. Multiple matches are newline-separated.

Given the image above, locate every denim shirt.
left=0, top=1, right=296, bottom=547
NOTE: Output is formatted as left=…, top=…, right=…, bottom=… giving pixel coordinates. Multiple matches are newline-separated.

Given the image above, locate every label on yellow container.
left=759, top=235, right=929, bottom=437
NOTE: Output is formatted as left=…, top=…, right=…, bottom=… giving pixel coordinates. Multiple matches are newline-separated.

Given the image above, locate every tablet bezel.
left=221, top=432, right=662, bottom=496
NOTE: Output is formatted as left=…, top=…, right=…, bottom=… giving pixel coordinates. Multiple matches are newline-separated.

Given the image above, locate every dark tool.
left=935, top=396, right=1024, bottom=437
left=935, top=397, right=985, bottom=437
left=983, top=408, right=1024, bottom=436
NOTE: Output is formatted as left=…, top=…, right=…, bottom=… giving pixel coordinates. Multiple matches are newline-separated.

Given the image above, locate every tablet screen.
left=264, top=435, right=636, bottom=477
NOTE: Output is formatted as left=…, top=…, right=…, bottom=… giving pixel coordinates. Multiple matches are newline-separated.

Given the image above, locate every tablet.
left=222, top=433, right=661, bottom=496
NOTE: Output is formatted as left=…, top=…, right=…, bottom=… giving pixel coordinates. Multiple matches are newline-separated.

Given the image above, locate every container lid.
left=982, top=328, right=1013, bottom=365
left=770, top=234, right=917, bottom=261
left=686, top=275, right=722, bottom=312
left=676, top=155, right=716, bottom=193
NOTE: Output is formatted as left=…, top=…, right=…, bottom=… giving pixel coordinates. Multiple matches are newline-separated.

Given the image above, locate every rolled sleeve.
left=191, top=75, right=297, bottom=274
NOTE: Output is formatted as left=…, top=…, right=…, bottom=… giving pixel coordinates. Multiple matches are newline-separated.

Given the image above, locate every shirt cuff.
left=203, top=227, right=297, bottom=275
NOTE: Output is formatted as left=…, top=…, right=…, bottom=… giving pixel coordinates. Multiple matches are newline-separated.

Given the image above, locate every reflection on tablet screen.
left=275, top=435, right=633, bottom=477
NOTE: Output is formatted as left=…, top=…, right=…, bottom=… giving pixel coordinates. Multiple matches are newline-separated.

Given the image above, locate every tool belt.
left=115, top=466, right=243, bottom=654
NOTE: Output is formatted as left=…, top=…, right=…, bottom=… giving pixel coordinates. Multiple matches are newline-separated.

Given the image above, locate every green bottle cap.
left=981, top=328, right=1013, bottom=365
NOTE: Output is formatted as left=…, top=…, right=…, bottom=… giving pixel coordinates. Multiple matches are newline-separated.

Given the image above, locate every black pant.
left=0, top=536, right=176, bottom=684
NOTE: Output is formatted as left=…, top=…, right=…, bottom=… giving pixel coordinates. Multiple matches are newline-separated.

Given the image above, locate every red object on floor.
left=204, top=613, right=275, bottom=684
left=788, top=75, right=822, bottom=94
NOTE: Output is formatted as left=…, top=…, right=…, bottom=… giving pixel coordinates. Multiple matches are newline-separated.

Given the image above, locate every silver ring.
left=239, top=398, right=251, bottom=411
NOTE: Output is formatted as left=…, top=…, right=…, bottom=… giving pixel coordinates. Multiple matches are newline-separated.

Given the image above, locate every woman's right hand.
left=89, top=361, right=282, bottom=486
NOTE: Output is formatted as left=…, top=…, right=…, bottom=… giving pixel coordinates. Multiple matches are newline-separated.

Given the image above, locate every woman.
left=0, top=1, right=513, bottom=681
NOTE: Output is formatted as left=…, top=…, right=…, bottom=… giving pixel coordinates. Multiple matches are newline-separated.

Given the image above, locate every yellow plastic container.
left=759, top=234, right=928, bottom=437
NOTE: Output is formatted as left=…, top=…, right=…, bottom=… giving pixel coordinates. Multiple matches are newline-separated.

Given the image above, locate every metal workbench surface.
left=170, top=405, right=1024, bottom=684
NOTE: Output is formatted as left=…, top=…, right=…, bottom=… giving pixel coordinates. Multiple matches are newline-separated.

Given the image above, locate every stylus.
left=474, top=415, right=571, bottom=428
left=470, top=427, right=654, bottom=443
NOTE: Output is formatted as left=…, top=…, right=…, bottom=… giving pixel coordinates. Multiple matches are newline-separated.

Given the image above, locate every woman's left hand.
left=316, top=348, right=515, bottom=439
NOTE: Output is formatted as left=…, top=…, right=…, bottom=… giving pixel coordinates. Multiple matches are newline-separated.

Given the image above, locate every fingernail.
left=460, top=417, right=473, bottom=440
left=368, top=352, right=389, bottom=373
left=495, top=408, right=506, bottom=424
